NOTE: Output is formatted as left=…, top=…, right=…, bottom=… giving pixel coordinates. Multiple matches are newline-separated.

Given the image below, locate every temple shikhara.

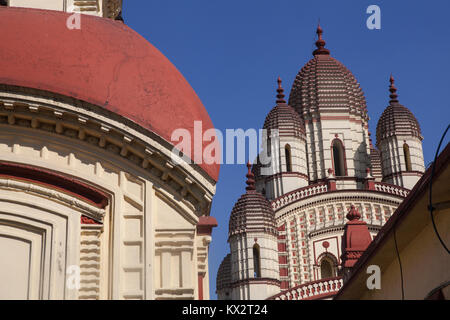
left=0, top=1, right=220, bottom=299
left=217, top=25, right=449, bottom=300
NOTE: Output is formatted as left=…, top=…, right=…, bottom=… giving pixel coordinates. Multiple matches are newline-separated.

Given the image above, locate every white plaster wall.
left=263, top=136, right=308, bottom=200
left=279, top=137, right=308, bottom=177
left=229, top=232, right=280, bottom=299
left=248, top=282, right=280, bottom=300
left=319, top=119, right=370, bottom=179
left=304, top=115, right=370, bottom=184
left=379, top=136, right=424, bottom=189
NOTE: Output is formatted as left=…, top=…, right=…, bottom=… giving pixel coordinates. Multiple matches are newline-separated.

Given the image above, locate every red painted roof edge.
left=197, top=216, right=218, bottom=236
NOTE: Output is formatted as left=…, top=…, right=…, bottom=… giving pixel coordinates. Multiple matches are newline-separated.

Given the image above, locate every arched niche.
left=253, top=244, right=261, bottom=278
left=403, top=143, right=412, bottom=171
left=317, top=253, right=338, bottom=280
left=285, top=144, right=292, bottom=172
left=332, top=139, right=346, bottom=176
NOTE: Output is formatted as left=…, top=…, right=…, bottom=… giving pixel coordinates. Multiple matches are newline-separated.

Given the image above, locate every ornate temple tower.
left=289, top=25, right=371, bottom=188
left=227, top=163, right=280, bottom=300
left=259, top=78, right=308, bottom=200
left=218, top=24, right=424, bottom=301
left=376, top=76, right=425, bottom=189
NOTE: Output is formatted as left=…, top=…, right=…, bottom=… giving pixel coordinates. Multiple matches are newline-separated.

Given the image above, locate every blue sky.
left=123, top=0, right=450, bottom=299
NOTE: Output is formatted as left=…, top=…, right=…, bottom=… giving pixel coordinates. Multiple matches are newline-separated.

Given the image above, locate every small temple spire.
left=341, top=205, right=372, bottom=282
left=276, top=76, right=286, bottom=104
left=389, top=74, right=399, bottom=104
left=346, top=205, right=361, bottom=221
left=245, top=161, right=256, bottom=192
left=313, top=23, right=330, bottom=56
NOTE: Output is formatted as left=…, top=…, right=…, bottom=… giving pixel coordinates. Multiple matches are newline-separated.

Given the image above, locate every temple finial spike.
left=245, top=161, right=255, bottom=192
left=317, top=22, right=323, bottom=40
left=389, top=74, right=399, bottom=104
left=276, top=76, right=286, bottom=104
left=313, top=23, right=330, bottom=56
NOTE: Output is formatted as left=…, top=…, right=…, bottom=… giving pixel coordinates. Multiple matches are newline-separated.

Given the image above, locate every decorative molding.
left=269, top=276, right=343, bottom=300
left=273, top=186, right=406, bottom=218
left=0, top=86, right=216, bottom=188
left=0, top=177, right=105, bottom=221
left=0, top=161, right=109, bottom=208
left=271, top=183, right=328, bottom=210
left=274, top=193, right=400, bottom=288
left=78, top=223, right=102, bottom=300
left=0, top=92, right=214, bottom=217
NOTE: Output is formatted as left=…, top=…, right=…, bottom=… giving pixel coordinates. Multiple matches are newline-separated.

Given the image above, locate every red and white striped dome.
left=289, top=25, right=368, bottom=121
left=263, top=78, right=305, bottom=138
left=376, top=76, right=422, bottom=144
left=228, top=163, right=276, bottom=238
left=216, top=254, right=231, bottom=292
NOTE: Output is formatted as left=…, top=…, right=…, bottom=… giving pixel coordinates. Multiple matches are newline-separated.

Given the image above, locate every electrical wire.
left=393, top=124, right=449, bottom=300
left=428, top=124, right=450, bottom=254
left=393, top=219, right=405, bottom=300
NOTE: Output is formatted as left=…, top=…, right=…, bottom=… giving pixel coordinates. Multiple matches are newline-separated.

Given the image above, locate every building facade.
left=0, top=2, right=220, bottom=300
left=217, top=25, right=426, bottom=300
left=336, top=143, right=450, bottom=300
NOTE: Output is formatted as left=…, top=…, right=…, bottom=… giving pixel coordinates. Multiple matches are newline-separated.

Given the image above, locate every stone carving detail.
left=78, top=224, right=103, bottom=299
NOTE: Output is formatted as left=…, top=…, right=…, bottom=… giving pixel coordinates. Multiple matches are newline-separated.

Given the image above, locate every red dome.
left=0, top=7, right=219, bottom=181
